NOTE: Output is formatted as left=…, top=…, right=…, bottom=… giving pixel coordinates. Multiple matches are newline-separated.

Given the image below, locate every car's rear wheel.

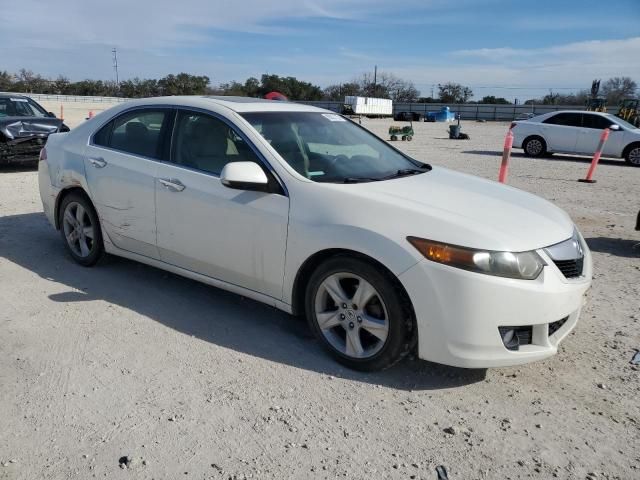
left=625, top=144, right=640, bottom=166
left=59, top=192, right=104, bottom=266
left=523, top=136, right=547, bottom=157
left=305, top=256, right=414, bottom=371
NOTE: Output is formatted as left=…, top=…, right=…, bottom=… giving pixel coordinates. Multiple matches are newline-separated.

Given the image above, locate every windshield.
left=0, top=97, right=48, bottom=118
left=609, top=115, right=638, bottom=130
left=241, top=112, right=429, bottom=183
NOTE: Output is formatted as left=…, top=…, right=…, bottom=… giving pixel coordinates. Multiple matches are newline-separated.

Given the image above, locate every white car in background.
left=512, top=110, right=640, bottom=166
left=39, top=96, right=591, bottom=371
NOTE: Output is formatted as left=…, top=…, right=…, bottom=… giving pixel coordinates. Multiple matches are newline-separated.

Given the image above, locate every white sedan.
left=38, top=96, right=591, bottom=371
left=512, top=110, right=640, bottom=165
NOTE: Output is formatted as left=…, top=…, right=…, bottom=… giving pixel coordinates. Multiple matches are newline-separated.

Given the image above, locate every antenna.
left=112, top=48, right=119, bottom=86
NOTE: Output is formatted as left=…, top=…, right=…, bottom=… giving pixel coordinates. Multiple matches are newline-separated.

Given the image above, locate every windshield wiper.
left=379, top=167, right=429, bottom=180
left=342, top=164, right=431, bottom=183
left=342, top=176, right=380, bottom=183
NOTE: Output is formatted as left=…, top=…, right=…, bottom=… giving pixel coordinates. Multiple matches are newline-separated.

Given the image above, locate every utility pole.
left=112, top=48, right=119, bottom=86
left=373, top=65, right=377, bottom=97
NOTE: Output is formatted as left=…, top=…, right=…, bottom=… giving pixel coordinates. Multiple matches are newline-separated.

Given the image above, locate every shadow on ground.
left=462, top=151, right=628, bottom=167
left=0, top=162, right=38, bottom=173
left=0, top=212, right=487, bottom=390
left=586, top=237, right=640, bottom=258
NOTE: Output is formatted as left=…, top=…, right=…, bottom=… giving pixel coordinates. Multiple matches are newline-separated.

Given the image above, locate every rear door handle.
left=158, top=178, right=186, bottom=192
left=89, top=157, right=107, bottom=168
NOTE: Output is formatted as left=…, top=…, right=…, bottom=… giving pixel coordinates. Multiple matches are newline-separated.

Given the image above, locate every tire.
left=304, top=255, right=415, bottom=371
left=390, top=135, right=397, bottom=141
left=401, top=135, right=407, bottom=141
left=523, top=136, right=547, bottom=157
left=624, top=143, right=640, bottom=166
left=58, top=192, right=104, bottom=266
left=406, top=136, right=413, bottom=141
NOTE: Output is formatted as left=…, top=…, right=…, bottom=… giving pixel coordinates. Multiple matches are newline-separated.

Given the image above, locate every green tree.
left=438, top=82, right=473, bottom=103
left=480, top=95, right=510, bottom=104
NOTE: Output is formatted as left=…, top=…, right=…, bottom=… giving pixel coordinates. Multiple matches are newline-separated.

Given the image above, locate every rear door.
left=541, top=113, right=581, bottom=153
left=84, top=107, right=173, bottom=258
left=577, top=113, right=624, bottom=157
left=154, top=109, right=289, bottom=299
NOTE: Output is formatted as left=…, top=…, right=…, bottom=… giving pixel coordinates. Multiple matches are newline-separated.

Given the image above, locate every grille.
left=548, top=317, right=568, bottom=337
left=552, top=257, right=584, bottom=278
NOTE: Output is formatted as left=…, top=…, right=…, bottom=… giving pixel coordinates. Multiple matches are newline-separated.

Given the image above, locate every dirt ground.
left=0, top=119, right=639, bottom=480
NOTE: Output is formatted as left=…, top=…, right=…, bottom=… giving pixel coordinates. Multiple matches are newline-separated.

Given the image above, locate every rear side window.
left=93, top=109, right=171, bottom=159
left=582, top=114, right=614, bottom=130
left=543, top=113, right=582, bottom=127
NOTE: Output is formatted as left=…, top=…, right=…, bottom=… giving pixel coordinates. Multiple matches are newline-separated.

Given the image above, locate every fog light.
left=499, top=328, right=519, bottom=351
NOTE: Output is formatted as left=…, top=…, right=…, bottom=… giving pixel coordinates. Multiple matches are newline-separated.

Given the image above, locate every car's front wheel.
left=305, top=256, right=415, bottom=371
left=625, top=144, right=640, bottom=166
left=58, top=192, right=104, bottom=266
left=523, top=136, right=547, bottom=157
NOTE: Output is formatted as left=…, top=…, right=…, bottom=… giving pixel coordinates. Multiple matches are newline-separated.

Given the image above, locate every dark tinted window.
left=543, top=113, right=582, bottom=127
left=93, top=122, right=112, bottom=147
left=0, top=97, right=47, bottom=117
left=172, top=110, right=261, bottom=175
left=105, top=109, right=169, bottom=159
left=582, top=114, right=614, bottom=130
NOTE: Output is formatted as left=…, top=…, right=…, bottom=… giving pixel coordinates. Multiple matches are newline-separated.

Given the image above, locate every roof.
left=0, top=93, right=29, bottom=98
left=110, top=95, right=328, bottom=114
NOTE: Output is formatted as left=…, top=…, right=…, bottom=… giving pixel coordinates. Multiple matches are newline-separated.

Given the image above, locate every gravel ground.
left=0, top=119, right=638, bottom=480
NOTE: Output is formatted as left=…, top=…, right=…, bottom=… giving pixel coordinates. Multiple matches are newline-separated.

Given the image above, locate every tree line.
left=1, top=68, right=636, bottom=106
left=524, top=77, right=637, bottom=106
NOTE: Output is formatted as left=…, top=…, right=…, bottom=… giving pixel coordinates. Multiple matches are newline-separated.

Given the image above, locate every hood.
left=328, top=166, right=575, bottom=252
left=0, top=117, right=64, bottom=143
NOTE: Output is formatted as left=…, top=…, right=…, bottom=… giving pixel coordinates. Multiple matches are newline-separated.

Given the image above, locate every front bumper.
left=399, top=245, right=592, bottom=368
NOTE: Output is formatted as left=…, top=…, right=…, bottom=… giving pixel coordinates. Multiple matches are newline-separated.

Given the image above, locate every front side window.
left=543, top=113, right=582, bottom=127
left=241, top=112, right=427, bottom=183
left=172, top=110, right=261, bottom=175
left=582, top=114, right=614, bottom=130
left=95, top=109, right=169, bottom=159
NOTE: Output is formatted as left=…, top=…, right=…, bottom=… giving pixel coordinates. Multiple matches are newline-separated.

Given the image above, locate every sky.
left=1, top=0, right=639, bottom=101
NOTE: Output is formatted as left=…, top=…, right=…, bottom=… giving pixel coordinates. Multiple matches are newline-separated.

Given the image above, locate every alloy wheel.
left=629, top=147, right=640, bottom=165
left=314, top=273, right=389, bottom=359
left=526, top=139, right=543, bottom=156
left=62, top=201, right=95, bottom=258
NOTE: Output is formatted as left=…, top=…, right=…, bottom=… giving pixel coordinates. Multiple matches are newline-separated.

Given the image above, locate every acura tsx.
left=38, top=96, right=592, bottom=371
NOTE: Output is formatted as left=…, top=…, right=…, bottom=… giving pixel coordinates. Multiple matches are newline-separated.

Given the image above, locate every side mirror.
left=47, top=111, right=57, bottom=118
left=609, top=124, right=621, bottom=131
left=220, top=162, right=269, bottom=192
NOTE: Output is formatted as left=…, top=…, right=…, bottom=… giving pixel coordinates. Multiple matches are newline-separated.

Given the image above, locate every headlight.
left=407, top=237, right=546, bottom=280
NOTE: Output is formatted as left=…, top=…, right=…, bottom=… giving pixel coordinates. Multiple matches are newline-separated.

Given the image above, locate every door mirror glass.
left=609, top=124, right=621, bottom=131
left=220, top=161, right=269, bottom=192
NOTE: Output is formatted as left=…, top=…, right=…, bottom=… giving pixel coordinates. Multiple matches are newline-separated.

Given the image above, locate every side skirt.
left=103, top=241, right=294, bottom=315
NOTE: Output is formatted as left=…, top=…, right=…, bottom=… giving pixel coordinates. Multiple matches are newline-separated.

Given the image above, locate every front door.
left=576, top=113, right=624, bottom=156
left=155, top=109, right=289, bottom=299
left=84, top=108, right=172, bottom=258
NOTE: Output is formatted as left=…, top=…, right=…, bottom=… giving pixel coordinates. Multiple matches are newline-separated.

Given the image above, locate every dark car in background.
left=0, top=94, right=69, bottom=165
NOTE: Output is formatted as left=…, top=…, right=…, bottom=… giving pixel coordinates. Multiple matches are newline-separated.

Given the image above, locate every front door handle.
left=89, top=157, right=107, bottom=168
left=158, top=178, right=186, bottom=192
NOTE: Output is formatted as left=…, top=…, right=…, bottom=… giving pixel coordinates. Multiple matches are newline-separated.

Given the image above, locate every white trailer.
left=343, top=96, right=393, bottom=116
